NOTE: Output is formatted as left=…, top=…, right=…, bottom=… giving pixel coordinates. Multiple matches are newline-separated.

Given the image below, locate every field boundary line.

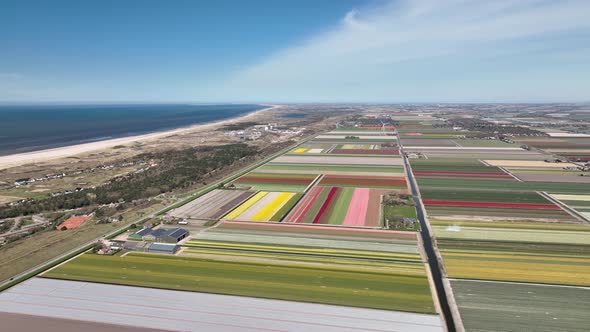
left=478, top=159, right=491, bottom=167
left=499, top=167, right=523, bottom=182
left=303, top=174, right=323, bottom=193
left=325, top=144, right=337, bottom=153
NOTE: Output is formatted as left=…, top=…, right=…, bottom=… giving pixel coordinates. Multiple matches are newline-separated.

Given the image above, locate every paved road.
left=400, top=144, right=456, bottom=332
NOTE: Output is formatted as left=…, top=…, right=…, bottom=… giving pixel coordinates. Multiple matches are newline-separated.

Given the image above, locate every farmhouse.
left=127, top=227, right=188, bottom=243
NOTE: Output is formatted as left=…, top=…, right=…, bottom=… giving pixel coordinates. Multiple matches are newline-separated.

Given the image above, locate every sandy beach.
left=0, top=105, right=279, bottom=170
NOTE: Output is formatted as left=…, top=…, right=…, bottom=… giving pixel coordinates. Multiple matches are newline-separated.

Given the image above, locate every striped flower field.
left=284, top=186, right=388, bottom=227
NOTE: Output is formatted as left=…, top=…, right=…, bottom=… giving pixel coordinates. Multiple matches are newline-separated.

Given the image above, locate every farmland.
left=230, top=173, right=318, bottom=192
left=169, top=189, right=256, bottom=220
left=43, top=227, right=436, bottom=313
left=395, top=108, right=590, bottom=331
left=222, top=191, right=302, bottom=222
left=451, top=280, right=590, bottom=332
left=283, top=186, right=389, bottom=227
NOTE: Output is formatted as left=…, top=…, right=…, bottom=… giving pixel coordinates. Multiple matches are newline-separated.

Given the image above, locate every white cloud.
left=218, top=0, right=590, bottom=102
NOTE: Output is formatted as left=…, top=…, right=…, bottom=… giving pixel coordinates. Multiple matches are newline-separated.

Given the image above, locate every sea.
left=0, top=104, right=264, bottom=156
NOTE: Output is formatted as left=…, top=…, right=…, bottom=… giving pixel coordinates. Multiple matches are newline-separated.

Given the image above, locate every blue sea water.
left=0, top=104, right=264, bottom=156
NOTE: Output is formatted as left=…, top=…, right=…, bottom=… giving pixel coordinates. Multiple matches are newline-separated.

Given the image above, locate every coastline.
left=0, top=105, right=279, bottom=170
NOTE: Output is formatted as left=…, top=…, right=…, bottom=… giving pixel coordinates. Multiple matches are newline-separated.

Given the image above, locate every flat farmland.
left=432, top=221, right=590, bottom=245
left=400, top=139, right=458, bottom=147
left=416, top=177, right=590, bottom=194
left=318, top=174, right=407, bottom=189
left=223, top=191, right=301, bottom=222
left=512, top=172, right=590, bottom=183
left=420, top=189, right=549, bottom=203
left=329, top=148, right=400, bottom=156
left=483, top=159, right=579, bottom=168
left=231, top=172, right=318, bottom=192
left=438, top=239, right=590, bottom=286
left=169, top=189, right=255, bottom=220
left=283, top=186, right=390, bottom=227
left=424, top=205, right=575, bottom=222
left=43, top=250, right=436, bottom=313
left=451, top=279, right=590, bottom=332
left=315, top=135, right=397, bottom=140
left=257, top=163, right=404, bottom=176
left=271, top=155, right=404, bottom=166
left=197, top=221, right=419, bottom=253
left=0, top=278, right=443, bottom=332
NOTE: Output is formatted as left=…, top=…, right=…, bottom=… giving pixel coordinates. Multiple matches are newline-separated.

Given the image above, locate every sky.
left=1, top=0, right=589, bottom=103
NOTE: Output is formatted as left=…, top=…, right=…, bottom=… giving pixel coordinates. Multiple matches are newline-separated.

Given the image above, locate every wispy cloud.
left=0, top=72, right=24, bottom=80
left=220, top=0, right=590, bottom=102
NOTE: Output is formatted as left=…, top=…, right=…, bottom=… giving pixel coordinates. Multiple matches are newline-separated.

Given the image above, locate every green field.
left=43, top=251, right=435, bottom=313
left=452, top=280, right=590, bottom=332
left=420, top=189, right=549, bottom=203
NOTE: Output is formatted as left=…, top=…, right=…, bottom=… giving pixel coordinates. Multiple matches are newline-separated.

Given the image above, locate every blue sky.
left=1, top=0, right=589, bottom=103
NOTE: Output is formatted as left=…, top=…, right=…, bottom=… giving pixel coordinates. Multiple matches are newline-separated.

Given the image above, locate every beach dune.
left=0, top=105, right=277, bottom=170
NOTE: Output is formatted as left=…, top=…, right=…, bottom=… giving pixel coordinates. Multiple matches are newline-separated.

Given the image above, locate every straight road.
left=400, top=144, right=457, bottom=332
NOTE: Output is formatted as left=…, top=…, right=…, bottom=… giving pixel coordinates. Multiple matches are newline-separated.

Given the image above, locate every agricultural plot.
left=199, top=221, right=419, bottom=253
left=223, top=191, right=301, bottom=222
left=283, top=186, right=390, bottom=227
left=0, top=278, right=443, bottom=332
left=431, top=219, right=590, bottom=245
left=169, top=189, right=255, bottom=220
left=437, top=238, right=590, bottom=286
left=230, top=172, right=318, bottom=192
left=483, top=159, right=579, bottom=168
left=318, top=174, right=407, bottom=189
left=271, top=155, right=404, bottom=166
left=416, top=177, right=590, bottom=194
left=256, top=163, right=405, bottom=176
left=451, top=279, right=590, bottom=332
left=43, top=243, right=436, bottom=313
left=329, top=148, right=400, bottom=156
left=290, top=143, right=333, bottom=154
left=315, top=135, right=397, bottom=140
left=508, top=167, right=590, bottom=183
